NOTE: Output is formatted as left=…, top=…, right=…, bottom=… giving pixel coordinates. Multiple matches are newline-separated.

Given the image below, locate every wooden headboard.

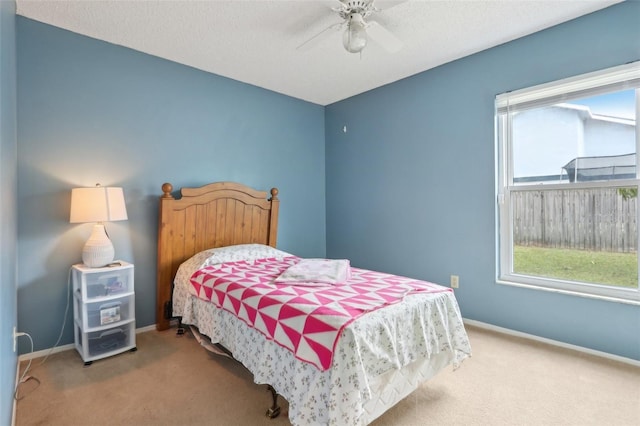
left=156, top=181, right=280, bottom=330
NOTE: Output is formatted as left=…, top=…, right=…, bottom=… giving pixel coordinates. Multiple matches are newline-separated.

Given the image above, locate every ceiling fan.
left=298, top=0, right=405, bottom=54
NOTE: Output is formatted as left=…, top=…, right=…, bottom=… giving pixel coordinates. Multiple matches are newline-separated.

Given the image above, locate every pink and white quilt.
left=189, top=256, right=452, bottom=370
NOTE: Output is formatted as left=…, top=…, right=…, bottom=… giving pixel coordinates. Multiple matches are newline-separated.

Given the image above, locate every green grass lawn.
left=514, top=245, right=638, bottom=288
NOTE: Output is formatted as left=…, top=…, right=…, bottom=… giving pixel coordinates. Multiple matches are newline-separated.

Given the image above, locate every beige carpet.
left=15, top=325, right=640, bottom=426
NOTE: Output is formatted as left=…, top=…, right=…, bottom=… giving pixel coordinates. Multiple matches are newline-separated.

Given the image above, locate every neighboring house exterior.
left=513, top=103, right=636, bottom=183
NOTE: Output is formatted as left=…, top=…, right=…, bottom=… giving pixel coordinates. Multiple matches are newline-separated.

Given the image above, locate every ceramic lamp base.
left=82, top=223, right=115, bottom=268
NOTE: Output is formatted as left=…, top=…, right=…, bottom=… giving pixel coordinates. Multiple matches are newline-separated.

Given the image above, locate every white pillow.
left=174, top=244, right=292, bottom=290
left=200, top=243, right=292, bottom=268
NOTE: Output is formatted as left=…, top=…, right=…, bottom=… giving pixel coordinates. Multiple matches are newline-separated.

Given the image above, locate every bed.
left=156, top=181, right=471, bottom=426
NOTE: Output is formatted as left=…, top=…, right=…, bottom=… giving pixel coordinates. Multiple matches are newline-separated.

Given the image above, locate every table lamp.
left=70, top=184, right=128, bottom=268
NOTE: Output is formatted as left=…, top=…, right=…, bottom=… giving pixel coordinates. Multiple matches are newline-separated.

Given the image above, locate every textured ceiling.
left=16, top=0, right=622, bottom=106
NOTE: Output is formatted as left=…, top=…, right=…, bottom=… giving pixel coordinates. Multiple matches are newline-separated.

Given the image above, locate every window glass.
left=512, top=90, right=636, bottom=185
left=511, top=187, right=637, bottom=289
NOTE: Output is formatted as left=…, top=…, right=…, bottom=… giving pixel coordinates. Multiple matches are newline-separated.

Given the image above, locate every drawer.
left=76, top=294, right=134, bottom=329
left=81, top=270, right=133, bottom=299
left=76, top=322, right=135, bottom=358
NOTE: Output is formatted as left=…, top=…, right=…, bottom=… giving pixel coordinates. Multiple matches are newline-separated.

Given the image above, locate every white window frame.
left=496, top=62, right=640, bottom=305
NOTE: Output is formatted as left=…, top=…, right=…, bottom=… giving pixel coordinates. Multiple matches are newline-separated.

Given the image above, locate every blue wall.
left=16, top=17, right=326, bottom=352
left=12, top=2, right=640, bottom=365
left=325, top=2, right=640, bottom=360
left=0, top=0, right=18, bottom=423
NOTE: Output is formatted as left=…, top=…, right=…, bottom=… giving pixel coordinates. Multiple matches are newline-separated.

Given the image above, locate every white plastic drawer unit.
left=72, top=261, right=136, bottom=365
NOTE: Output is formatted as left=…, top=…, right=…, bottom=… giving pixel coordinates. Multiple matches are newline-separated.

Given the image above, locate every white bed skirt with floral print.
left=173, top=275, right=471, bottom=426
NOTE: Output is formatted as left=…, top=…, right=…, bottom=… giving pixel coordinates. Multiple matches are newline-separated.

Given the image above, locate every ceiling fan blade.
left=331, top=0, right=349, bottom=12
left=373, top=0, right=409, bottom=11
left=366, top=21, right=403, bottom=53
left=297, top=21, right=344, bottom=51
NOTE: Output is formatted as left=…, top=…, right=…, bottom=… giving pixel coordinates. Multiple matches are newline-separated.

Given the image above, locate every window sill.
left=496, top=278, right=640, bottom=306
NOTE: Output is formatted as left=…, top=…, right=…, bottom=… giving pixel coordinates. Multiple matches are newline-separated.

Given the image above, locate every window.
left=496, top=62, right=640, bottom=304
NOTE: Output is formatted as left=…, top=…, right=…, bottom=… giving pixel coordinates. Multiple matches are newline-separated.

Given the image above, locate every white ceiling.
left=16, top=0, right=622, bottom=106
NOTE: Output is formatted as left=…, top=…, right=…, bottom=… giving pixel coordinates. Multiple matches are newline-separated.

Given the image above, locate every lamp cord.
left=37, top=266, right=73, bottom=366
left=13, top=333, right=38, bottom=401
left=14, top=267, right=72, bottom=400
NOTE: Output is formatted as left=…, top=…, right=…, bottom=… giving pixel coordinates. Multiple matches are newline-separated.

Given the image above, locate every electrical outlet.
left=450, top=275, right=459, bottom=289
left=12, top=327, right=26, bottom=352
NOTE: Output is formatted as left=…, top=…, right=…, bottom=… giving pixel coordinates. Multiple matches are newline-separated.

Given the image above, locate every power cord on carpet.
left=13, top=332, right=39, bottom=401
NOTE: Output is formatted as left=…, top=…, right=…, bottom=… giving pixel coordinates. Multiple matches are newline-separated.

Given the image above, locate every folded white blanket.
left=275, top=258, right=351, bottom=285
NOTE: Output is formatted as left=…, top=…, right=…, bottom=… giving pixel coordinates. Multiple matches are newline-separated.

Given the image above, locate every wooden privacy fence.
left=512, top=188, right=638, bottom=253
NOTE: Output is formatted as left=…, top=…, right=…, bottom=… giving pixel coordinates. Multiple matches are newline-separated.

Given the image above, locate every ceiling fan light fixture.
left=342, top=13, right=367, bottom=53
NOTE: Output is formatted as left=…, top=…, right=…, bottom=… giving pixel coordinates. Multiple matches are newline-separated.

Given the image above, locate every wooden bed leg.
left=265, top=385, right=281, bottom=419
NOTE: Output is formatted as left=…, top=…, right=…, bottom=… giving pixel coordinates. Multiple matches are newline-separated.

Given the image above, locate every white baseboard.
left=135, top=324, right=157, bottom=334
left=17, top=324, right=157, bottom=362
left=15, top=320, right=639, bottom=369
left=463, top=318, right=640, bottom=367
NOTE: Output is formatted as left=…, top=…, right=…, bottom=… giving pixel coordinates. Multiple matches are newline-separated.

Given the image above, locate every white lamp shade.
left=70, top=186, right=128, bottom=223
left=70, top=185, right=128, bottom=268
